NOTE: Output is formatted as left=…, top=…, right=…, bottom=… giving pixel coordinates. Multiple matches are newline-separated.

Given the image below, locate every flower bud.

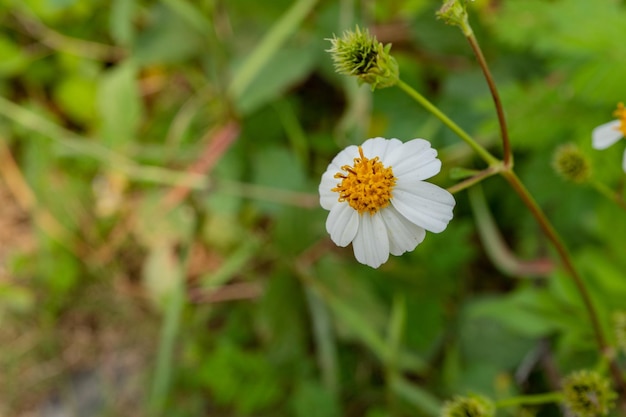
left=436, top=0, right=473, bottom=36
left=562, top=370, right=616, bottom=417
left=552, top=143, right=592, bottom=184
left=326, top=26, right=399, bottom=90
left=441, top=394, right=495, bottom=417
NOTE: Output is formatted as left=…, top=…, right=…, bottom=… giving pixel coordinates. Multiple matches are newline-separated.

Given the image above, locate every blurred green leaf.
left=199, top=341, right=282, bottom=414
left=110, top=0, right=136, bottom=46
left=142, top=242, right=182, bottom=308
left=133, top=4, right=204, bottom=65
left=236, top=46, right=319, bottom=115
left=53, top=75, right=97, bottom=124
left=97, top=60, right=142, bottom=149
left=291, top=380, right=341, bottom=417
left=0, top=36, right=30, bottom=77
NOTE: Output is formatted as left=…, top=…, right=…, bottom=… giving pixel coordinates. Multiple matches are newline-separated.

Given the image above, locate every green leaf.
left=467, top=291, right=560, bottom=338
left=291, top=380, right=341, bottom=417
left=97, top=61, right=142, bottom=149
left=142, top=242, right=182, bottom=308
left=235, top=46, right=319, bottom=115
left=110, top=0, right=136, bottom=46
left=0, top=35, right=29, bottom=77
left=53, top=76, right=97, bottom=124
left=133, top=4, right=204, bottom=65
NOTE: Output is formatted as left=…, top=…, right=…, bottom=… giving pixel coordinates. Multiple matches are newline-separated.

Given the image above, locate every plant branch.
left=495, top=392, right=563, bottom=409
left=501, top=169, right=626, bottom=394
left=447, top=165, right=501, bottom=194
left=465, top=34, right=513, bottom=168
left=397, top=79, right=499, bottom=166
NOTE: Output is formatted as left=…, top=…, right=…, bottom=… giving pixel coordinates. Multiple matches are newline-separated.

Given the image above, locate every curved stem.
left=501, top=170, right=626, bottom=394
left=495, top=392, right=563, bottom=409
left=465, top=34, right=513, bottom=168
left=397, top=79, right=499, bottom=166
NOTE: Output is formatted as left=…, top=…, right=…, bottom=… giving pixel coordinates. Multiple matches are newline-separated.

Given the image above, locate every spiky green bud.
left=441, top=394, right=495, bottom=417
left=327, top=26, right=399, bottom=90
left=562, top=370, right=616, bottom=417
left=552, top=143, right=592, bottom=184
left=436, top=0, right=473, bottom=36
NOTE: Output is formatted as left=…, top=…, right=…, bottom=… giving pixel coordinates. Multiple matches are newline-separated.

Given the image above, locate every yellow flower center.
left=332, top=146, right=396, bottom=215
left=613, top=102, right=626, bottom=136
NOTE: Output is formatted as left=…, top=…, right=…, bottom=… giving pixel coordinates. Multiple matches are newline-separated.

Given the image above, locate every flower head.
left=562, top=370, right=616, bottom=417
left=441, top=394, right=495, bottom=417
left=552, top=143, right=591, bottom=183
left=327, top=27, right=399, bottom=90
left=592, top=102, right=626, bottom=172
left=319, top=138, right=455, bottom=268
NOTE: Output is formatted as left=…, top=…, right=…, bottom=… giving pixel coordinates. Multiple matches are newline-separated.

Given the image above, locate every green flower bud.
left=436, top=0, right=473, bottom=36
left=552, top=143, right=592, bottom=184
left=562, top=370, right=616, bottom=417
left=327, top=26, right=399, bottom=90
left=441, top=394, right=495, bottom=417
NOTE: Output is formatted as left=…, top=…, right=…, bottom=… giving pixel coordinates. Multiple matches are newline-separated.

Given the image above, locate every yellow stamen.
left=332, top=146, right=396, bottom=215
left=613, top=102, right=626, bottom=136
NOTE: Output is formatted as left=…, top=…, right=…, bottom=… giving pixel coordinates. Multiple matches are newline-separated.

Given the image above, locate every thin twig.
left=501, top=170, right=626, bottom=394
left=466, top=34, right=512, bottom=168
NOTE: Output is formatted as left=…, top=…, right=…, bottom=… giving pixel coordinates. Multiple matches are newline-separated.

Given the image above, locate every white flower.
left=319, top=137, right=455, bottom=268
left=592, top=102, right=626, bottom=173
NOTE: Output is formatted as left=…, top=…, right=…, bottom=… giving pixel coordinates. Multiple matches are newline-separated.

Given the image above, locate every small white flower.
left=319, top=137, right=455, bottom=268
left=592, top=102, right=626, bottom=173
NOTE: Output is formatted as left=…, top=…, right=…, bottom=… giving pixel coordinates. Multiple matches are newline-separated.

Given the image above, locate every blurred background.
left=1, top=0, right=626, bottom=416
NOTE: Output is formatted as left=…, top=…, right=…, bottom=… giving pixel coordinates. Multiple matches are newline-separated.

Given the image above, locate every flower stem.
left=495, top=392, right=563, bottom=409
left=465, top=33, right=513, bottom=168
left=397, top=79, right=499, bottom=166
left=501, top=169, right=626, bottom=394
left=591, top=180, right=626, bottom=211
left=447, top=165, right=501, bottom=194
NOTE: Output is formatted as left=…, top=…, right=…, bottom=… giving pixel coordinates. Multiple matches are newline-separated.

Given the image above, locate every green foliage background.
left=0, top=0, right=625, bottom=416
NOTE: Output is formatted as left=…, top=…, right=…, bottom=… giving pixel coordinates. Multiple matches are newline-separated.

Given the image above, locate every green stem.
left=447, top=165, right=501, bottom=194
left=397, top=79, right=499, bottom=166
left=591, top=180, right=626, bottom=211
left=495, top=392, right=563, bottom=409
left=465, top=33, right=513, bottom=168
left=149, top=244, right=192, bottom=415
left=501, top=170, right=626, bottom=394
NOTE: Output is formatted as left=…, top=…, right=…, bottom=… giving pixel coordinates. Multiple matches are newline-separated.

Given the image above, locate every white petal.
left=319, top=146, right=361, bottom=210
left=326, top=202, right=359, bottom=247
left=327, top=145, right=359, bottom=172
left=391, top=180, right=455, bottom=233
left=361, top=137, right=402, bottom=161
left=352, top=212, right=389, bottom=268
left=592, top=120, right=622, bottom=150
left=622, top=148, right=626, bottom=173
left=380, top=206, right=426, bottom=256
left=384, top=138, right=442, bottom=180
left=319, top=171, right=339, bottom=210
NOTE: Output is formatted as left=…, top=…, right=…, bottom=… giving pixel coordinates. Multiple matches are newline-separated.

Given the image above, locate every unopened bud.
left=327, top=26, right=399, bottom=90
left=441, top=394, right=494, bottom=417
left=562, top=370, right=616, bottom=417
left=552, top=143, right=592, bottom=184
left=436, top=0, right=473, bottom=36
